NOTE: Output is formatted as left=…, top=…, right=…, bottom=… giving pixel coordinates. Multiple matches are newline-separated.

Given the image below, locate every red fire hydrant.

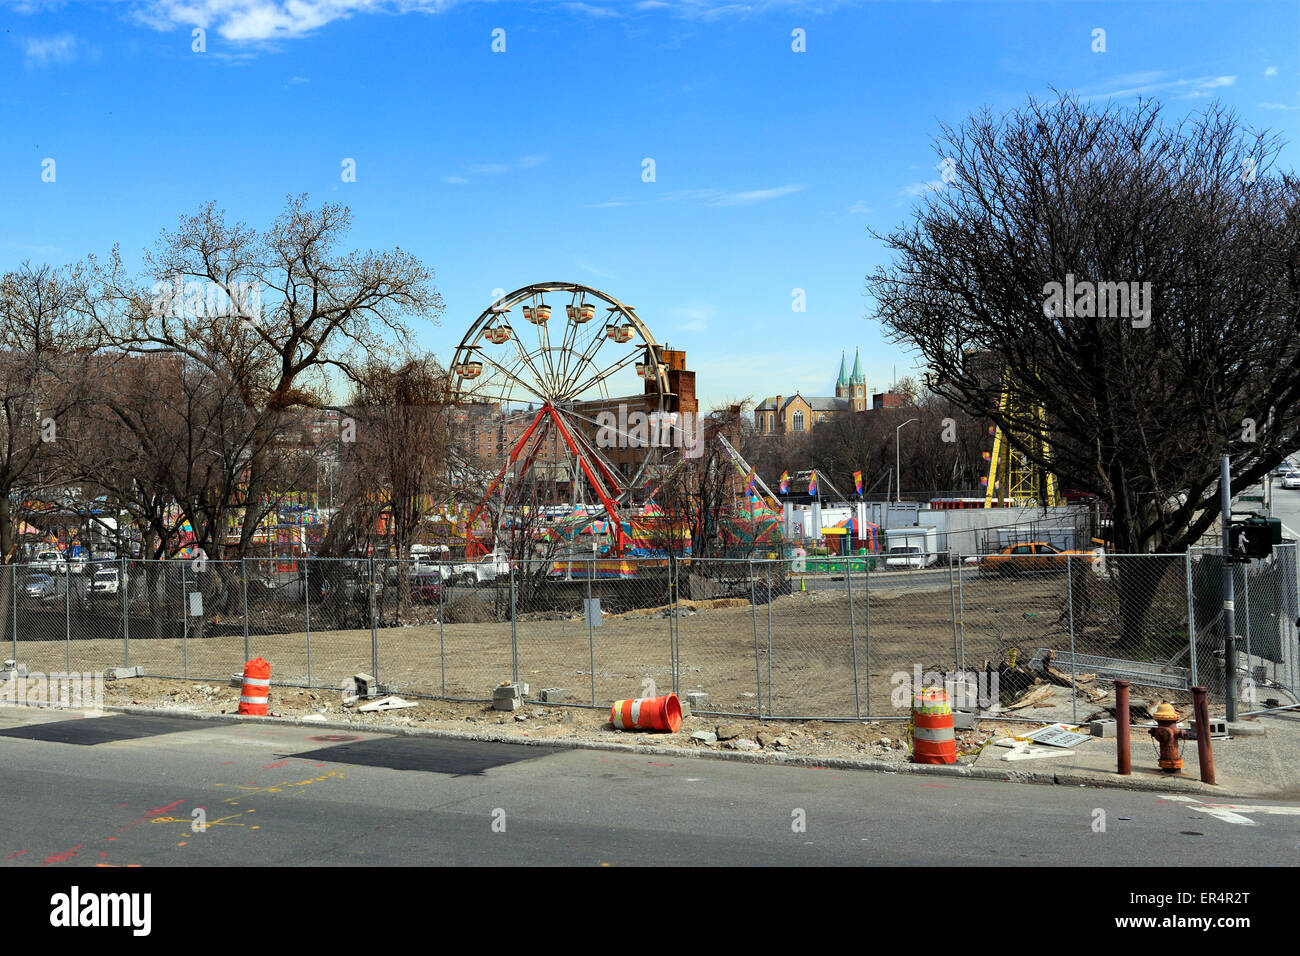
left=1149, top=701, right=1186, bottom=773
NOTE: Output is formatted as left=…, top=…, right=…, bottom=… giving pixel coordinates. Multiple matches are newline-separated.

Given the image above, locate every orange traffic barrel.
left=611, top=694, right=682, bottom=733
left=238, top=658, right=271, bottom=716
left=911, top=688, right=956, bottom=764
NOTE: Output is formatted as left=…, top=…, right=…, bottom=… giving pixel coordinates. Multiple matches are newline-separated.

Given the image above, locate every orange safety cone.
left=910, top=688, right=956, bottom=764
left=611, top=693, right=682, bottom=733
left=238, top=658, right=271, bottom=716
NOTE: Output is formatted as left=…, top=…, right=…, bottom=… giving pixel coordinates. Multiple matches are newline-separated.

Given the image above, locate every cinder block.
left=686, top=692, right=710, bottom=709
left=539, top=688, right=565, bottom=702
left=952, top=710, right=977, bottom=730
left=492, top=695, right=522, bottom=712
left=493, top=682, right=520, bottom=699
left=1090, top=719, right=1117, bottom=738
left=105, top=666, right=143, bottom=680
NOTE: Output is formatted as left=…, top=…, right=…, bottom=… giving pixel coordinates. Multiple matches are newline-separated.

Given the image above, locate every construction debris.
left=1004, top=684, right=1056, bottom=711
left=1022, top=723, right=1091, bottom=748
left=358, top=695, right=417, bottom=713
left=492, top=682, right=522, bottom=711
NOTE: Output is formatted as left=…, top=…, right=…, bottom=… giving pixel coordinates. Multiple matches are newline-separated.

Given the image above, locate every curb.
left=75, top=702, right=1255, bottom=798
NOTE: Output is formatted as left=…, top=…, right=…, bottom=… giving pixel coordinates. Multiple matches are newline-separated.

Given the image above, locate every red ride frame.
left=464, top=403, right=630, bottom=557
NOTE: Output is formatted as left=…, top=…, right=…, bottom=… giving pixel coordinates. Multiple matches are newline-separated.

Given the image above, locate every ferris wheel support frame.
left=464, top=402, right=630, bottom=557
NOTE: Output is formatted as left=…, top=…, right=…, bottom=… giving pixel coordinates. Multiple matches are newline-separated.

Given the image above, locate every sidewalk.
left=965, top=710, right=1300, bottom=798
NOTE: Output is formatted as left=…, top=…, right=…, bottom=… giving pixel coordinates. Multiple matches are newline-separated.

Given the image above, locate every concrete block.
left=1224, top=721, right=1266, bottom=737
left=493, top=682, right=520, bottom=700
left=492, top=695, right=522, bottom=712
left=1183, top=718, right=1228, bottom=740
left=539, top=688, right=565, bottom=702
left=519, top=682, right=530, bottom=697
left=686, top=692, right=710, bottom=709
left=952, top=710, right=977, bottom=730
left=105, top=666, right=143, bottom=680
left=1090, top=719, right=1117, bottom=738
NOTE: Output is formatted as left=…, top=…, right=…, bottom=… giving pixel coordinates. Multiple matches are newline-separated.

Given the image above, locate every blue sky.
left=3, top=0, right=1297, bottom=408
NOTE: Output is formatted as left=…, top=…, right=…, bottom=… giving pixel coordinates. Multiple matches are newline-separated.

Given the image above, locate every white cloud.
left=20, top=33, right=78, bottom=67
left=1265, top=66, right=1278, bottom=77
left=574, top=256, right=614, bottom=278
left=1079, top=72, right=1237, bottom=102
left=132, top=0, right=459, bottom=42
left=902, top=180, right=942, bottom=197
left=709, top=184, right=805, bottom=206
left=289, top=75, right=310, bottom=83
left=849, top=200, right=871, bottom=215
left=1259, top=102, right=1298, bottom=110
left=670, top=303, right=717, bottom=332
left=563, top=1, right=622, bottom=17
left=446, top=155, right=546, bottom=184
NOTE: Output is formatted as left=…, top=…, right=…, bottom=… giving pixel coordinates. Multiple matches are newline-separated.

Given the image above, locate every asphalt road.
left=1, top=708, right=1296, bottom=866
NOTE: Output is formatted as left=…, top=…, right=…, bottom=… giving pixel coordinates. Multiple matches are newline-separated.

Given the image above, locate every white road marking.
left=1163, top=793, right=1300, bottom=826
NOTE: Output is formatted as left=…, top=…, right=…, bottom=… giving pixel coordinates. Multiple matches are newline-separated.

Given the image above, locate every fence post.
left=749, top=558, right=761, bottom=713
left=847, top=557, right=860, bottom=719
left=241, top=557, right=250, bottom=664
left=122, top=557, right=130, bottom=667
left=864, top=550, right=871, bottom=718
left=369, top=556, right=378, bottom=680
left=181, top=561, right=188, bottom=680
left=11, top=564, right=16, bottom=663
left=957, top=554, right=966, bottom=672
left=438, top=559, right=446, bottom=697
left=948, top=558, right=959, bottom=674
left=64, top=557, right=71, bottom=674
left=1242, top=568, right=1253, bottom=699
left=304, top=557, right=312, bottom=688
left=767, top=561, right=775, bottom=717
left=1185, top=550, right=1198, bottom=687
left=509, top=560, right=518, bottom=685
left=1067, top=555, right=1077, bottom=725
left=587, top=561, right=596, bottom=706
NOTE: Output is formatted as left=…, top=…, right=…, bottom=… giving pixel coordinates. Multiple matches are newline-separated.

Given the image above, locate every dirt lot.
left=11, top=571, right=1175, bottom=721
left=79, top=675, right=1035, bottom=763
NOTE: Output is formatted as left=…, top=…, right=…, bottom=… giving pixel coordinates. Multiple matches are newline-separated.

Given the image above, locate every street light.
left=895, top=418, right=919, bottom=503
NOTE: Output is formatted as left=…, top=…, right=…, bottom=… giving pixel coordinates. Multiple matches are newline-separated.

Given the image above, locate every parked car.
left=90, top=567, right=121, bottom=596
left=1275, top=462, right=1297, bottom=477
left=409, top=574, right=442, bottom=604
left=23, top=573, right=59, bottom=600
left=979, top=542, right=1096, bottom=575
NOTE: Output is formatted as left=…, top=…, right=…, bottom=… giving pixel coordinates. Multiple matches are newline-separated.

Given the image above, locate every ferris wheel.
left=451, top=282, right=672, bottom=555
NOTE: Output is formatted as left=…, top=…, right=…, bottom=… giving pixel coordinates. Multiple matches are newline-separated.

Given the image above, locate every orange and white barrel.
left=238, top=658, right=271, bottom=716
left=911, top=688, right=956, bottom=764
left=610, top=694, right=682, bottom=733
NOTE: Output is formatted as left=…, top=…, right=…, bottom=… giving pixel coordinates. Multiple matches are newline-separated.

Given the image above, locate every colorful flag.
left=853, top=470, right=863, bottom=495
left=981, top=451, right=991, bottom=461
left=744, top=467, right=757, bottom=495
left=779, top=471, right=790, bottom=494
left=808, top=470, right=819, bottom=496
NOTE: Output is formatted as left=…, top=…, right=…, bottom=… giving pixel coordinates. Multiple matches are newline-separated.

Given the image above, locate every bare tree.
left=867, top=93, right=1300, bottom=645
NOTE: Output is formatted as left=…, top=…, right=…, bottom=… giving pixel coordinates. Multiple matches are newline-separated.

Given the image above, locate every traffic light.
left=1230, top=516, right=1281, bottom=560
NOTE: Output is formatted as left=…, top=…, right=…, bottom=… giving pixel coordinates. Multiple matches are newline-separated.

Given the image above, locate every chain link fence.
left=6, top=548, right=1299, bottom=720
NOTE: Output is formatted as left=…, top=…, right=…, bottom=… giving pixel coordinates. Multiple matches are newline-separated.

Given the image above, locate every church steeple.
left=836, top=352, right=849, bottom=389
left=851, top=348, right=865, bottom=385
